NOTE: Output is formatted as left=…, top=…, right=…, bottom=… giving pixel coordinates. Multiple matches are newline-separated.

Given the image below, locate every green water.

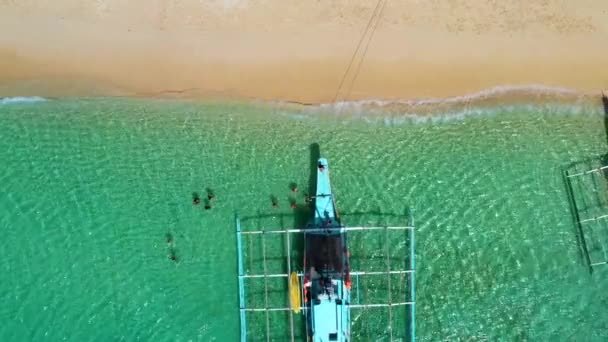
left=1, top=98, right=607, bottom=341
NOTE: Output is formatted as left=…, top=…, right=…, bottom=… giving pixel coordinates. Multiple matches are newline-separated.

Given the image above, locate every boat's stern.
left=307, top=278, right=351, bottom=342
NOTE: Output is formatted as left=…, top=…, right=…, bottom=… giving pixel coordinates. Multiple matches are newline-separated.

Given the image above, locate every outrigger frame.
left=236, top=215, right=416, bottom=341
left=563, top=157, right=608, bottom=272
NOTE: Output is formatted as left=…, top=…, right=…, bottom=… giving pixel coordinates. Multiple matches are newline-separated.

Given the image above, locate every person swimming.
left=193, top=192, right=201, bottom=205
left=169, top=249, right=179, bottom=262
left=206, top=188, right=216, bottom=200
left=288, top=196, right=297, bottom=209
left=304, top=192, right=312, bottom=203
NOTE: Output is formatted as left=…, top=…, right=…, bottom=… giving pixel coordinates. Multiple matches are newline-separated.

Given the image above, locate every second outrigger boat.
left=236, top=156, right=416, bottom=341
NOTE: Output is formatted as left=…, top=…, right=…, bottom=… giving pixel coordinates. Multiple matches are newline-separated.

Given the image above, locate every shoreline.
left=273, top=86, right=606, bottom=120
left=3, top=85, right=605, bottom=121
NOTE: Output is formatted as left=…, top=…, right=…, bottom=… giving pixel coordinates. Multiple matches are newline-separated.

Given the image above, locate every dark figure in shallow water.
left=169, top=249, right=179, bottom=262
left=192, top=192, right=201, bottom=205
left=204, top=199, right=212, bottom=210
left=206, top=188, right=215, bottom=200
left=289, top=196, right=297, bottom=209
left=165, top=232, right=173, bottom=244
left=303, top=192, right=312, bottom=204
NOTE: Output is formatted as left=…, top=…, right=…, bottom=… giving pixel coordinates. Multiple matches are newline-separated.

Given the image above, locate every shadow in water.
left=289, top=143, right=321, bottom=270
left=561, top=167, right=592, bottom=274
left=307, top=143, right=320, bottom=213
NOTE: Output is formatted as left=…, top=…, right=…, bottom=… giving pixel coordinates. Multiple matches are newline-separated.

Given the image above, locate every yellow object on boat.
left=289, top=272, right=301, bottom=314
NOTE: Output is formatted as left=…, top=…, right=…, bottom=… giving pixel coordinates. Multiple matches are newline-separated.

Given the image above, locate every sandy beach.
left=1, top=0, right=607, bottom=103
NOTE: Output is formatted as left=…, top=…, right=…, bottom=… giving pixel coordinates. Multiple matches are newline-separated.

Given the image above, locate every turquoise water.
left=1, top=98, right=608, bottom=341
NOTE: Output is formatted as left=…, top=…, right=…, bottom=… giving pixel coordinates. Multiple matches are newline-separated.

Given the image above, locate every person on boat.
left=327, top=280, right=335, bottom=296
left=322, top=211, right=332, bottom=227
left=318, top=161, right=325, bottom=171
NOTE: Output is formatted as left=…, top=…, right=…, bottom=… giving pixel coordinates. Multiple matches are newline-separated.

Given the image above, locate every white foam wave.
left=274, top=84, right=601, bottom=126
left=272, top=84, right=603, bottom=124
left=321, top=84, right=583, bottom=109
left=354, top=102, right=602, bottom=127
left=0, top=96, right=48, bottom=105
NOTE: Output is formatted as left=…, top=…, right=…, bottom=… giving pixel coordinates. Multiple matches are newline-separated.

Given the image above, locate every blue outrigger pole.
left=235, top=215, right=247, bottom=340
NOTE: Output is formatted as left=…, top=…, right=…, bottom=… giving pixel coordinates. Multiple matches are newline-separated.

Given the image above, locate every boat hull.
left=303, top=158, right=351, bottom=342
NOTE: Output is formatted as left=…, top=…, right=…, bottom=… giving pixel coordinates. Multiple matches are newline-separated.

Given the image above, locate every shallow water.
left=1, top=98, right=607, bottom=341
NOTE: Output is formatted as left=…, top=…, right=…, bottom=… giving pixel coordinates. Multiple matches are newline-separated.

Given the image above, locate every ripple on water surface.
left=0, top=97, right=607, bottom=340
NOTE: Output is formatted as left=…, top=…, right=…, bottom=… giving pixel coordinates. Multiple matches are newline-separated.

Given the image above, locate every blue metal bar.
left=241, top=226, right=414, bottom=235
left=356, top=273, right=360, bottom=304
left=236, top=215, right=247, bottom=342
left=409, top=210, right=416, bottom=342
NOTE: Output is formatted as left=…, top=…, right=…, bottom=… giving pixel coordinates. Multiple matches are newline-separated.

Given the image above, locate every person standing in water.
left=193, top=192, right=201, bottom=205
